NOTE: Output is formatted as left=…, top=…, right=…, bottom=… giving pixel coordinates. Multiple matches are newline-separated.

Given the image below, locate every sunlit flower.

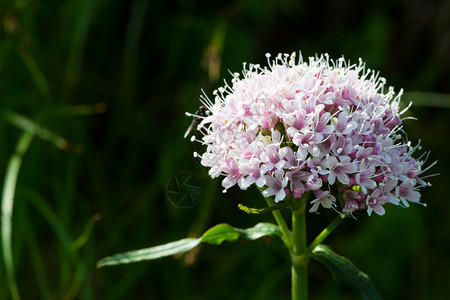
left=309, top=189, right=336, bottom=213
left=189, top=52, right=434, bottom=216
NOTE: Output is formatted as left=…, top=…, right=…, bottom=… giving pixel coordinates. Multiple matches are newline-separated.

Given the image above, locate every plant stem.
left=264, top=197, right=292, bottom=248
left=291, top=199, right=308, bottom=300
left=307, top=214, right=345, bottom=253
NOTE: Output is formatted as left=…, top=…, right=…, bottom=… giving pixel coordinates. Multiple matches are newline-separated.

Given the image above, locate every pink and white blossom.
left=189, top=52, right=433, bottom=216
left=309, top=189, right=337, bottom=213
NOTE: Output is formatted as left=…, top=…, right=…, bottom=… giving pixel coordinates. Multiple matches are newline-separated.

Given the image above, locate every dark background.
left=0, top=0, right=449, bottom=299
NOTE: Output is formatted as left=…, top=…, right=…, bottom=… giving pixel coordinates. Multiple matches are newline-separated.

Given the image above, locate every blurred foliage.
left=0, top=0, right=449, bottom=299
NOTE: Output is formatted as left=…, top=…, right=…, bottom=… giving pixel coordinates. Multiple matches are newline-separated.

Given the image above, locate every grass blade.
left=120, top=0, right=150, bottom=100
left=1, top=131, right=35, bottom=300
left=64, top=0, right=96, bottom=97
left=1, top=110, right=84, bottom=153
left=22, top=214, right=50, bottom=300
left=22, top=188, right=88, bottom=299
left=70, top=213, right=102, bottom=251
left=16, top=48, right=51, bottom=99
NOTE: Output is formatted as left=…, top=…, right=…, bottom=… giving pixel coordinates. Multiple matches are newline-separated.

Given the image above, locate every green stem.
left=307, top=214, right=345, bottom=253
left=1, top=131, right=35, bottom=300
left=291, top=199, right=308, bottom=300
left=264, top=197, right=292, bottom=248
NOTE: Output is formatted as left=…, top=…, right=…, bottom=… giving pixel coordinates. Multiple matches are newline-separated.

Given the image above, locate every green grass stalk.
left=1, top=131, right=35, bottom=300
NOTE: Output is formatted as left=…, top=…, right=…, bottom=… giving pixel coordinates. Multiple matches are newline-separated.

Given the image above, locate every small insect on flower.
left=184, top=105, right=210, bottom=138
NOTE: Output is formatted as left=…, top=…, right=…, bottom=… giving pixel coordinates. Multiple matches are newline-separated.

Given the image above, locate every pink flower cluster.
left=191, top=52, right=432, bottom=216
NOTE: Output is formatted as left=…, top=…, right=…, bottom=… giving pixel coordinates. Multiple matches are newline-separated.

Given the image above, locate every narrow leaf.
left=1, top=131, right=34, bottom=300
left=17, top=48, right=51, bottom=98
left=311, top=244, right=383, bottom=300
left=97, top=238, right=201, bottom=268
left=70, top=213, right=102, bottom=251
left=98, top=222, right=283, bottom=268
left=1, top=110, right=84, bottom=153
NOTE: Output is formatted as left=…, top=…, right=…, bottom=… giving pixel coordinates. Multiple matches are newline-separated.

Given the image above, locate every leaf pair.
left=97, top=222, right=281, bottom=268
left=97, top=222, right=382, bottom=299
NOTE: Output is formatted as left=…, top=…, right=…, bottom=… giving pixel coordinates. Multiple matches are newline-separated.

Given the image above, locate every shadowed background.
left=0, top=0, right=449, bottom=299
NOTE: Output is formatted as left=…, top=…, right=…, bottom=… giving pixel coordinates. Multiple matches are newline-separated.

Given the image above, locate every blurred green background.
left=0, top=0, right=449, bottom=299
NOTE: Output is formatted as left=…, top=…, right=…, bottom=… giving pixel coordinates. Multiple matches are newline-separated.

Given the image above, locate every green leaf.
left=201, top=222, right=283, bottom=244
left=235, top=222, right=283, bottom=240
left=1, top=131, right=35, bottom=300
left=201, top=224, right=241, bottom=245
left=97, top=222, right=282, bottom=268
left=97, top=238, right=201, bottom=268
left=311, top=244, right=383, bottom=300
